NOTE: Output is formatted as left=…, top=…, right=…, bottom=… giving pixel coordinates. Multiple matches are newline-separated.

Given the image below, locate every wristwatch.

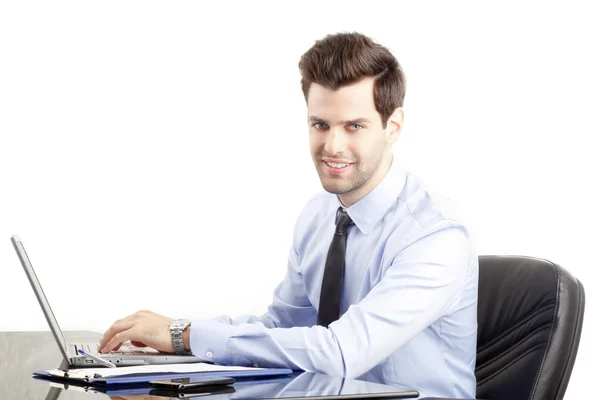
left=169, top=319, right=192, bottom=354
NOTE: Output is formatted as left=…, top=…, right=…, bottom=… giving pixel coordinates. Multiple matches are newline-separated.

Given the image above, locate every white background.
left=0, top=1, right=598, bottom=399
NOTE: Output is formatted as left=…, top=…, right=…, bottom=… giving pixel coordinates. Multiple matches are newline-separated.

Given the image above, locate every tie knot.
left=335, top=207, right=353, bottom=235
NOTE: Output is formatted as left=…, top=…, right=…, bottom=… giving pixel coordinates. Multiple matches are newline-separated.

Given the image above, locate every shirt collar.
left=335, top=157, right=407, bottom=236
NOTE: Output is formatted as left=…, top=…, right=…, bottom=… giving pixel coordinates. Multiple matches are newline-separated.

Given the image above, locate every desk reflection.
left=43, top=371, right=416, bottom=400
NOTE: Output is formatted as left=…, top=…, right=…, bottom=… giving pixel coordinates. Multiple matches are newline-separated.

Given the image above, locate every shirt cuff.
left=189, top=318, right=235, bottom=364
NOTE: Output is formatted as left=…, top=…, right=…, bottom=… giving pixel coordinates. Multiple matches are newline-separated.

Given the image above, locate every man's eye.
left=349, top=124, right=362, bottom=131
left=314, top=123, right=328, bottom=130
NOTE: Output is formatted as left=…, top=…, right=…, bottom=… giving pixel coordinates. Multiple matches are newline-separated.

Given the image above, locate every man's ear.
left=386, top=107, right=404, bottom=145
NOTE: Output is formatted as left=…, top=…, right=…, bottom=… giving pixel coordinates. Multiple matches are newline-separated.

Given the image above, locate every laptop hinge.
left=59, top=357, right=69, bottom=371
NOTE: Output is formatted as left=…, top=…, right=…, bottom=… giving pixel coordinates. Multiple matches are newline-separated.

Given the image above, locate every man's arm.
left=98, top=245, right=313, bottom=354
left=188, top=222, right=472, bottom=378
left=98, top=220, right=472, bottom=379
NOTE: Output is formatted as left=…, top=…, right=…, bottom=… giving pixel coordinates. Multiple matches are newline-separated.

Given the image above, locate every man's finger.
left=101, top=330, right=131, bottom=354
left=99, top=318, right=132, bottom=350
left=99, top=315, right=129, bottom=346
left=99, top=318, right=137, bottom=352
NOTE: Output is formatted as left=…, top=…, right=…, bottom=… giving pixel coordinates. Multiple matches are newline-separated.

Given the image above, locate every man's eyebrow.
left=308, top=116, right=372, bottom=124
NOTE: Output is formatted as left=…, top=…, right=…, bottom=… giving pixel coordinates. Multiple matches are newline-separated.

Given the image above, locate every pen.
left=77, top=349, right=117, bottom=368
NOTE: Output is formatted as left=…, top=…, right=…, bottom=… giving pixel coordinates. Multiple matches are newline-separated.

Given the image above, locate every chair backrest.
left=476, top=255, right=585, bottom=400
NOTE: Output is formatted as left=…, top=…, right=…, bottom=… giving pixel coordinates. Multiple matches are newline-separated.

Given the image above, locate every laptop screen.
left=11, top=236, right=70, bottom=363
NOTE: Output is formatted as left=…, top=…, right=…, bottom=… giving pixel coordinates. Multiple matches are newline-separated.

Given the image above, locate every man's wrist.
left=184, top=325, right=191, bottom=351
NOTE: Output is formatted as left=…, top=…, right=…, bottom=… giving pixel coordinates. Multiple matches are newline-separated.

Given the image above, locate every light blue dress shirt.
left=190, top=159, right=479, bottom=399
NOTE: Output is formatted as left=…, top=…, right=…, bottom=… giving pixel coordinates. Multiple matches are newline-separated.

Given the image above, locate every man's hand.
left=98, top=310, right=175, bottom=354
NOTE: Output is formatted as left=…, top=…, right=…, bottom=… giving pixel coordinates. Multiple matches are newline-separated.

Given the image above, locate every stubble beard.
left=315, top=152, right=384, bottom=196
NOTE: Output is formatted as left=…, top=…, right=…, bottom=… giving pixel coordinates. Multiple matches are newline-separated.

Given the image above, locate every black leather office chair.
left=475, top=255, right=585, bottom=400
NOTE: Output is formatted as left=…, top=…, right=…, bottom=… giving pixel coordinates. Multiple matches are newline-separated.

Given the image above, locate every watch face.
left=172, top=319, right=191, bottom=329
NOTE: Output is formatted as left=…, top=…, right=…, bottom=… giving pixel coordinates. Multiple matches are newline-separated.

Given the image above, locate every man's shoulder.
left=290, top=191, right=336, bottom=242
left=305, top=190, right=333, bottom=207
left=399, top=170, right=467, bottom=228
left=297, top=190, right=336, bottom=221
left=391, top=169, right=476, bottom=254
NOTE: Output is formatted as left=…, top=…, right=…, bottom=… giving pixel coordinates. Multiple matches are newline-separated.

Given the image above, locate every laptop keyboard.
left=76, top=342, right=160, bottom=356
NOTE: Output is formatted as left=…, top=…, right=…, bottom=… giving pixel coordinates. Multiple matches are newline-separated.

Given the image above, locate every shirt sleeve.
left=190, top=221, right=471, bottom=378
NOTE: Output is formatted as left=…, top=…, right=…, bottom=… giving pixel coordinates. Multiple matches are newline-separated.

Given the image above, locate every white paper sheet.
left=48, top=362, right=265, bottom=379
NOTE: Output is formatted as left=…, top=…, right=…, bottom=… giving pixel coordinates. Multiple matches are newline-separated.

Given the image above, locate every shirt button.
left=206, top=351, right=213, bottom=358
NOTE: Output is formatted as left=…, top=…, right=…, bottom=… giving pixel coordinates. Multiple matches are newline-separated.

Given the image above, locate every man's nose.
left=323, top=128, right=348, bottom=156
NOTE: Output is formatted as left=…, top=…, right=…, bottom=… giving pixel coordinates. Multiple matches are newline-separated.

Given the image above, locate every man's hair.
left=299, top=32, right=406, bottom=128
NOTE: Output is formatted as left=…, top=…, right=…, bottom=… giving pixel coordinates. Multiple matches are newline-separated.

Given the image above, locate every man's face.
left=307, top=77, right=392, bottom=202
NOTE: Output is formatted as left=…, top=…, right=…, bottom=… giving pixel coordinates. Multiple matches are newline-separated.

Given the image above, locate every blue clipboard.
left=34, top=366, right=293, bottom=386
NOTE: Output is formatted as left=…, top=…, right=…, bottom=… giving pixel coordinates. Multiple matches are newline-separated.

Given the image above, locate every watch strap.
left=170, top=319, right=191, bottom=354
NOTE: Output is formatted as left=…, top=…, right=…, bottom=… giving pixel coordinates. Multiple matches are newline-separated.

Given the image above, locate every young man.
left=98, top=32, right=478, bottom=399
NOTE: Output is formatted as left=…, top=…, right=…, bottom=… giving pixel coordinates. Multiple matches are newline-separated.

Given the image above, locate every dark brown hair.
left=299, top=32, right=405, bottom=128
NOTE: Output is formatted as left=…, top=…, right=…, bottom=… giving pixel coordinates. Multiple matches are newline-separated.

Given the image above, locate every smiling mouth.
left=321, top=161, right=354, bottom=174
left=325, top=161, right=350, bottom=169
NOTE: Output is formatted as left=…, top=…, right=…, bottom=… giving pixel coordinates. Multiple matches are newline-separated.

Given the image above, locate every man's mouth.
left=325, top=161, right=350, bottom=169
left=322, top=160, right=353, bottom=174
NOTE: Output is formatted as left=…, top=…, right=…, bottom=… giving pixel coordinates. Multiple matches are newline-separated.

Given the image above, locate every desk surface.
left=0, top=331, right=427, bottom=400
left=0, top=330, right=102, bottom=399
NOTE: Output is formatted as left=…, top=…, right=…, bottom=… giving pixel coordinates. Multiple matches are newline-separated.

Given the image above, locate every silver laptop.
left=11, top=235, right=205, bottom=367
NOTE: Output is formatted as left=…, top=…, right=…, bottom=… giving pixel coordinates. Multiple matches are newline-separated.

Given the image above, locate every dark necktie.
left=317, top=207, right=353, bottom=327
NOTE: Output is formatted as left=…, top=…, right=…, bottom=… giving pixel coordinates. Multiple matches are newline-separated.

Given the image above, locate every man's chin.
left=320, top=180, right=355, bottom=195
